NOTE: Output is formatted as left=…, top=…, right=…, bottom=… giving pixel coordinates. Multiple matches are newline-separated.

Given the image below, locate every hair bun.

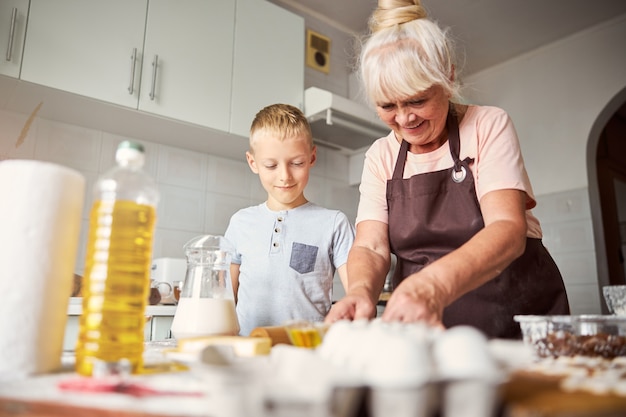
left=369, top=0, right=428, bottom=33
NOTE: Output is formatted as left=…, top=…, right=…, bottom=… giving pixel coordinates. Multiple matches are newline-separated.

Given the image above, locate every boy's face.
left=246, top=130, right=316, bottom=211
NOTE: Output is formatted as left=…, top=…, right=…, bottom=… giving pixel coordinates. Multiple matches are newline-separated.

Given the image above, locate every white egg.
left=432, top=325, right=501, bottom=382
left=364, top=327, right=433, bottom=388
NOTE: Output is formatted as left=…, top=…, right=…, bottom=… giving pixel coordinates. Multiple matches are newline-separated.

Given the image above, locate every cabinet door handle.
left=128, top=48, right=137, bottom=94
left=5, top=7, right=17, bottom=62
left=149, top=54, right=158, bottom=101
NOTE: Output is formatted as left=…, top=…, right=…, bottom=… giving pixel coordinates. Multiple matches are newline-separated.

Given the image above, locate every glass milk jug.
left=170, top=235, right=239, bottom=339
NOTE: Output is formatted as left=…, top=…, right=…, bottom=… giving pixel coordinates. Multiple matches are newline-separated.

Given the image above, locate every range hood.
left=304, top=87, right=389, bottom=154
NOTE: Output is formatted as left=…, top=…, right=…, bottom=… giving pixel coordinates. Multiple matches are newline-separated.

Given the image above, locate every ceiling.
left=271, top=0, right=626, bottom=76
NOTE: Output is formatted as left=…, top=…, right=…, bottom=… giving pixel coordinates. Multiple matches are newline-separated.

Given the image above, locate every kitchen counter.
left=64, top=299, right=177, bottom=350
left=7, top=311, right=626, bottom=417
left=66, top=298, right=178, bottom=316
left=377, top=291, right=391, bottom=306
left=4, top=337, right=626, bottom=417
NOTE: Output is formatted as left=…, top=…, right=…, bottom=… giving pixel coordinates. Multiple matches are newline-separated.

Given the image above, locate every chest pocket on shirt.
left=290, top=242, right=318, bottom=274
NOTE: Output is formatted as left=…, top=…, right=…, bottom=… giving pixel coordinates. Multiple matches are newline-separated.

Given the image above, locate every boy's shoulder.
left=229, top=203, right=266, bottom=221
left=299, top=202, right=344, bottom=215
left=298, top=203, right=352, bottom=225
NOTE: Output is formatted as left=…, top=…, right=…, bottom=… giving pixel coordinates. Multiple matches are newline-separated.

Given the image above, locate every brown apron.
left=386, top=107, right=570, bottom=339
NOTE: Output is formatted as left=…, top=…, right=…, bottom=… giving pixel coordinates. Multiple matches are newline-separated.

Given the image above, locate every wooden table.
left=501, top=371, right=626, bottom=417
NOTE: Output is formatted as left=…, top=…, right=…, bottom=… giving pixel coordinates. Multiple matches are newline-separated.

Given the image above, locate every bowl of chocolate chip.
left=514, top=315, right=626, bottom=359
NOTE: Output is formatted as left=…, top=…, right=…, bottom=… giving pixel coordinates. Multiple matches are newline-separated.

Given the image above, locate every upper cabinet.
left=137, top=0, right=235, bottom=131
left=21, top=0, right=148, bottom=108
left=230, top=0, right=304, bottom=137
left=17, top=0, right=303, bottom=139
left=0, top=0, right=29, bottom=78
left=21, top=0, right=236, bottom=132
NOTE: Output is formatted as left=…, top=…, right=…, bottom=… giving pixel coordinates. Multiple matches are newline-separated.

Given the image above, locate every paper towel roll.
left=0, top=160, right=85, bottom=379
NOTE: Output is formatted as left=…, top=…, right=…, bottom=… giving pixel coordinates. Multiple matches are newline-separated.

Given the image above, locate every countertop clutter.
left=2, top=321, right=626, bottom=417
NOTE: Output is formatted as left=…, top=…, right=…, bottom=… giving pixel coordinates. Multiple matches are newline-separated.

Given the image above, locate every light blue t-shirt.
left=224, top=202, right=355, bottom=336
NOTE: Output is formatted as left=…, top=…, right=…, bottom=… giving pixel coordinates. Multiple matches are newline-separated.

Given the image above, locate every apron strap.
left=447, top=105, right=462, bottom=171
left=447, top=105, right=473, bottom=183
left=392, top=139, right=410, bottom=180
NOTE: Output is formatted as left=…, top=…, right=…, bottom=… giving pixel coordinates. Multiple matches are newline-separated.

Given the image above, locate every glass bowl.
left=284, top=320, right=329, bottom=348
left=514, top=315, right=626, bottom=359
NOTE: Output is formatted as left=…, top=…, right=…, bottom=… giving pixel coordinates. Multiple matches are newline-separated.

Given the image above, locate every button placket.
left=270, top=215, right=285, bottom=253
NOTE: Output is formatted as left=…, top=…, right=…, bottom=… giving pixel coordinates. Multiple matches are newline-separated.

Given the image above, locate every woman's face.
left=375, top=84, right=450, bottom=154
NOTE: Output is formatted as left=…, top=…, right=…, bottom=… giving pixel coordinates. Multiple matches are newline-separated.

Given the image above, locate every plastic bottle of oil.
left=75, top=141, right=159, bottom=376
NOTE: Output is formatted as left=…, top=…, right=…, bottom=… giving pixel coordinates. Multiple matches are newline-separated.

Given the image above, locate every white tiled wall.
left=1, top=108, right=606, bottom=314
left=0, top=109, right=359, bottom=277
left=533, top=187, right=602, bottom=314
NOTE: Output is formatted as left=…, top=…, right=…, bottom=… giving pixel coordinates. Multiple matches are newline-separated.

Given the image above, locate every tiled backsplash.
left=0, top=109, right=359, bottom=276
left=533, top=188, right=601, bottom=314
left=0, top=109, right=603, bottom=314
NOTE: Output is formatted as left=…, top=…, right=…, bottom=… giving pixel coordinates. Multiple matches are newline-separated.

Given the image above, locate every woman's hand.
left=324, top=292, right=377, bottom=323
left=325, top=220, right=390, bottom=324
left=381, top=273, right=447, bottom=329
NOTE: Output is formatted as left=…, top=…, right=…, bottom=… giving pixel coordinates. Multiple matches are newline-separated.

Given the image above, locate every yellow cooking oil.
left=75, top=199, right=156, bottom=376
left=286, top=326, right=325, bottom=348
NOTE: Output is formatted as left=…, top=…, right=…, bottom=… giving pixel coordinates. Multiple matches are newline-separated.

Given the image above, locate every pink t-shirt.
left=356, top=105, right=542, bottom=238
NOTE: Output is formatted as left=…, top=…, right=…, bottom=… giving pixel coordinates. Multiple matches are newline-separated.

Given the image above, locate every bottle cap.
left=115, top=141, right=145, bottom=165
left=117, top=140, right=145, bottom=153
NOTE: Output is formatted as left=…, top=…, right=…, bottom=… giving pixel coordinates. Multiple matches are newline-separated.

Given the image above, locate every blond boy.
left=225, top=104, right=355, bottom=336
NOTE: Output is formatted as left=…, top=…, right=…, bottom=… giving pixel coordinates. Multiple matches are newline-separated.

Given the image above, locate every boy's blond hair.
left=249, top=104, right=314, bottom=151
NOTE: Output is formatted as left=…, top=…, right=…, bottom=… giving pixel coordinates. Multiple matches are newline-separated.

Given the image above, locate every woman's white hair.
left=358, top=0, right=462, bottom=105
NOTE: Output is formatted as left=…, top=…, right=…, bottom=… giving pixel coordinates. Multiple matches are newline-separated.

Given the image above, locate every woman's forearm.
left=346, top=245, right=390, bottom=302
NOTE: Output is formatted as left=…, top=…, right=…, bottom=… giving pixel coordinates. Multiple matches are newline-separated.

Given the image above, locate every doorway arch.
left=587, top=86, right=626, bottom=312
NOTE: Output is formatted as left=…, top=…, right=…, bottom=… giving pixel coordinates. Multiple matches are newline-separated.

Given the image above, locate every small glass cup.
left=172, top=280, right=183, bottom=304
left=284, top=320, right=329, bottom=348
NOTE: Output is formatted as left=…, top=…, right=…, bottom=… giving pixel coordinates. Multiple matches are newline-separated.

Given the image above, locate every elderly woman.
left=325, top=0, right=569, bottom=338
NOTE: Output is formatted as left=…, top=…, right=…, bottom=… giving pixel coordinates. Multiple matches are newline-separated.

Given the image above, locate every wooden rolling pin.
left=249, top=326, right=292, bottom=346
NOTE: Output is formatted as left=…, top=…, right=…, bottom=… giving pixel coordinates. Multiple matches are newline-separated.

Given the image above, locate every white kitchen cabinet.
left=21, top=0, right=148, bottom=108
left=230, top=0, right=304, bottom=137
left=21, top=0, right=236, bottom=132
left=148, top=315, right=175, bottom=340
left=16, top=0, right=303, bottom=146
left=0, top=0, right=29, bottom=78
left=137, top=0, right=235, bottom=131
